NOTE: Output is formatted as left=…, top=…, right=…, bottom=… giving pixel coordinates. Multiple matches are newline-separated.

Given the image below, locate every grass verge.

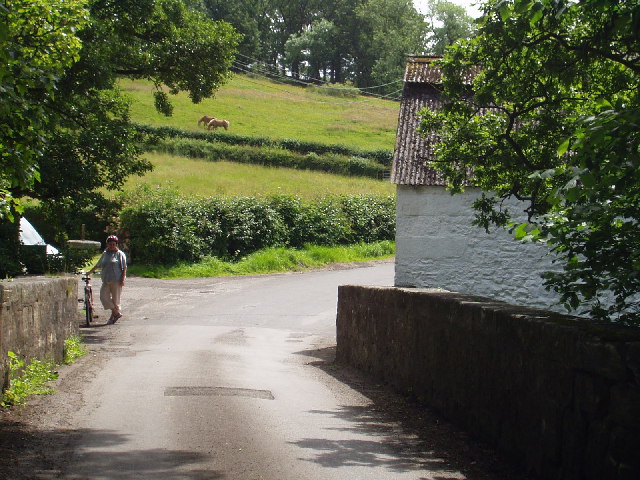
left=128, top=241, right=395, bottom=279
left=1, top=337, right=87, bottom=407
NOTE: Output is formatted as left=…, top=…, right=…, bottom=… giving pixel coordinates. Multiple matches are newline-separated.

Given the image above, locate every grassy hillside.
left=119, top=73, right=398, bottom=198
left=124, top=152, right=395, bottom=199
left=121, top=74, right=399, bottom=151
left=114, top=75, right=399, bottom=273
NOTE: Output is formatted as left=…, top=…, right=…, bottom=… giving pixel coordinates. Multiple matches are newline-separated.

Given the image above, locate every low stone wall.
left=336, top=286, right=640, bottom=480
left=0, top=276, right=79, bottom=390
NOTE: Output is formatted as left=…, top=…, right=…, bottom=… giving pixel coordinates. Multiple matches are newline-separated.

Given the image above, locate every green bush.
left=120, top=188, right=395, bottom=265
left=340, top=195, right=396, bottom=244
left=120, top=189, right=213, bottom=264
left=294, top=199, right=352, bottom=246
left=221, top=197, right=288, bottom=258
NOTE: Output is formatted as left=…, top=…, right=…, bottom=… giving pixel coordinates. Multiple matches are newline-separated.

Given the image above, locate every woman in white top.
left=89, top=235, right=127, bottom=324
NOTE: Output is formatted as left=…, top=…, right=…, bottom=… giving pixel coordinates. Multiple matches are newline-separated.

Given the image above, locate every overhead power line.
left=235, top=52, right=403, bottom=92
left=232, top=63, right=402, bottom=106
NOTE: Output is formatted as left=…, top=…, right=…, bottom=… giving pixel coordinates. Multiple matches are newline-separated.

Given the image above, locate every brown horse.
left=198, top=115, right=216, bottom=128
left=207, top=118, right=230, bottom=131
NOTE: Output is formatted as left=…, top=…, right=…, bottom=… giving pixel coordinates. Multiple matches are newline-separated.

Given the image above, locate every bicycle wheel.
left=85, top=290, right=93, bottom=327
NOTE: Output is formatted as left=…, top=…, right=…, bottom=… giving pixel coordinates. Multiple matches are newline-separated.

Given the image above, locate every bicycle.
left=81, top=272, right=94, bottom=327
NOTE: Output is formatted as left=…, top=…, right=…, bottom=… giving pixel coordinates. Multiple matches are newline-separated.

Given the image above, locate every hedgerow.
left=119, top=188, right=395, bottom=264
left=134, top=123, right=393, bottom=166
left=151, top=137, right=387, bottom=178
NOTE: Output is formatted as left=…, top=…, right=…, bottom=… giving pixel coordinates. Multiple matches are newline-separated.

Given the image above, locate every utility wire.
left=234, top=59, right=400, bottom=101
left=235, top=52, right=403, bottom=92
left=232, top=64, right=402, bottom=106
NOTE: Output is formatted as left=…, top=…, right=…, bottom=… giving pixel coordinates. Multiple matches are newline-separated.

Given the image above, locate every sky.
left=413, top=0, right=483, bottom=18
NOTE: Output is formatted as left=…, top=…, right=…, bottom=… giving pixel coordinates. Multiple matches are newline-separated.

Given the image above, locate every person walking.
left=89, top=235, right=127, bottom=324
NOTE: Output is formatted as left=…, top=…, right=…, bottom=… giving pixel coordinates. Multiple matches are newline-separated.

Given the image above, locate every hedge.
left=119, top=189, right=395, bottom=265
left=150, top=138, right=387, bottom=178
left=134, top=123, right=393, bottom=166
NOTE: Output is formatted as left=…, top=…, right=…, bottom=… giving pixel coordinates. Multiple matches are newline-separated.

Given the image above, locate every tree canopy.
left=423, top=0, right=476, bottom=55
left=0, top=0, right=87, bottom=221
left=420, top=0, right=640, bottom=324
left=202, top=0, right=471, bottom=92
left=1, top=0, right=240, bottom=238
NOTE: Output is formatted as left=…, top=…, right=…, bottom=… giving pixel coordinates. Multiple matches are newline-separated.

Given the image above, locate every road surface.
left=0, top=262, right=529, bottom=480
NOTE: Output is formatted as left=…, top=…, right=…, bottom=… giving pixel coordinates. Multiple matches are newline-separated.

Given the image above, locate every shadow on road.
left=293, top=346, right=533, bottom=480
left=0, top=420, right=224, bottom=480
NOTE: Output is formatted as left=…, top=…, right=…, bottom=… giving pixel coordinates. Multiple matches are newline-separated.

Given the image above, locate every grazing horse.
left=198, top=115, right=216, bottom=128
left=207, top=118, right=230, bottom=131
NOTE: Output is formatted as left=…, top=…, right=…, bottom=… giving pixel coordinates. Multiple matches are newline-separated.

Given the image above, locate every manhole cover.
left=164, top=386, right=274, bottom=400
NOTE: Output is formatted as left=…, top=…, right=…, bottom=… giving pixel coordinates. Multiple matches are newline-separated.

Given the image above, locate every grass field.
left=120, top=73, right=398, bottom=198
left=121, top=73, right=399, bottom=151
left=123, top=152, right=395, bottom=199
left=119, top=74, right=398, bottom=274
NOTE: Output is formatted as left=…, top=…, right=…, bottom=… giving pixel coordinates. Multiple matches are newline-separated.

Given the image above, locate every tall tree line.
left=197, top=0, right=475, bottom=92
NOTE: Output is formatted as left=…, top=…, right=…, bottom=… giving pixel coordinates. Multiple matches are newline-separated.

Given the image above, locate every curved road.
left=4, top=263, right=529, bottom=480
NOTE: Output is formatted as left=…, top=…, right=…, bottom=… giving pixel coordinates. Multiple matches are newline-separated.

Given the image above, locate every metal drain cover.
left=164, top=386, right=274, bottom=400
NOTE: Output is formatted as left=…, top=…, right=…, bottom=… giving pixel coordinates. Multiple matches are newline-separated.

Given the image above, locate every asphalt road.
left=0, top=262, right=531, bottom=480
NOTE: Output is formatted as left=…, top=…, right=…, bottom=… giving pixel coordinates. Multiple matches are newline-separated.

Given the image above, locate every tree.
left=319, top=0, right=365, bottom=84
left=7, top=0, right=240, bottom=242
left=419, top=0, right=640, bottom=324
left=355, top=0, right=427, bottom=91
left=199, top=0, right=273, bottom=62
left=0, top=0, right=87, bottom=221
left=284, top=19, right=339, bottom=81
left=423, top=0, right=476, bottom=55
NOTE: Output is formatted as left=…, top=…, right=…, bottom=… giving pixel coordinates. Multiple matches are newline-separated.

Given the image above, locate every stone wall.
left=0, top=276, right=79, bottom=390
left=336, top=285, right=640, bottom=480
left=395, top=185, right=565, bottom=312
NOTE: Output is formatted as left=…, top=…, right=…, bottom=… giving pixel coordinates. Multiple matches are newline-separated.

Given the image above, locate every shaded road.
left=0, top=262, right=530, bottom=480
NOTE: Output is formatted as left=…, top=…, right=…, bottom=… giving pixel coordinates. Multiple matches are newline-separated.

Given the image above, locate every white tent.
left=19, top=217, right=59, bottom=255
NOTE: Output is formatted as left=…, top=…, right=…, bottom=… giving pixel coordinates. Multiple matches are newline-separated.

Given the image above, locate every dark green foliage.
left=23, top=195, right=123, bottom=247
left=0, top=217, right=95, bottom=277
left=423, top=0, right=476, bottom=55
left=292, top=199, right=352, bottom=247
left=120, top=189, right=395, bottom=264
left=120, top=191, right=213, bottom=264
left=222, top=198, right=288, bottom=257
left=1, top=0, right=88, bottom=220
left=423, top=0, right=640, bottom=324
left=3, top=0, right=240, bottom=246
left=340, top=195, right=396, bottom=243
left=135, top=123, right=393, bottom=166
left=0, top=219, right=21, bottom=277
left=47, top=247, right=97, bottom=275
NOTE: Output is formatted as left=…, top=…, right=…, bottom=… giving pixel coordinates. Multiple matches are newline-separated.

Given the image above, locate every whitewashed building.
left=391, top=56, right=564, bottom=311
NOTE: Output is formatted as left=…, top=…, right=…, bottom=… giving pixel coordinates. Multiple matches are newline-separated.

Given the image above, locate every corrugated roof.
left=391, top=84, right=449, bottom=185
left=404, top=56, right=445, bottom=84
left=391, top=56, right=475, bottom=186
left=404, top=55, right=479, bottom=85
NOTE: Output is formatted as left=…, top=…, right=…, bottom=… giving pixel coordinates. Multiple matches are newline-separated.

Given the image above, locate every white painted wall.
left=394, top=185, right=566, bottom=312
